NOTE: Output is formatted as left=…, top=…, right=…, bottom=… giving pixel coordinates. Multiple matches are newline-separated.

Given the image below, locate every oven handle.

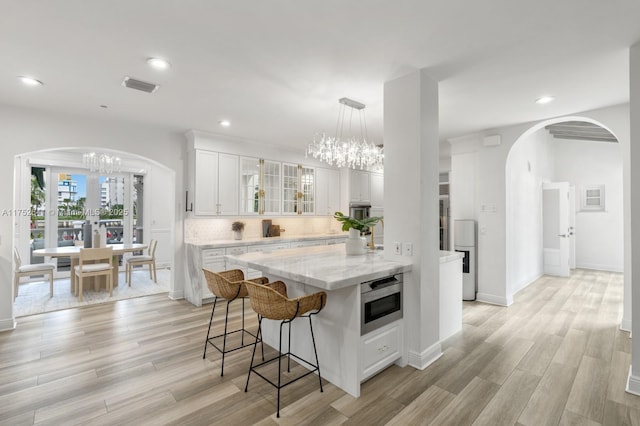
left=361, top=283, right=402, bottom=304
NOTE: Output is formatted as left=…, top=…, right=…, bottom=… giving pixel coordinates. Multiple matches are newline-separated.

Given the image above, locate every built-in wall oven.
left=350, top=203, right=371, bottom=221
left=361, top=274, right=403, bottom=335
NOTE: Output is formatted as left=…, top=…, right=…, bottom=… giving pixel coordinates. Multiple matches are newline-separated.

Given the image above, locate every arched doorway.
left=505, top=116, right=623, bottom=302
left=12, top=147, right=176, bottom=315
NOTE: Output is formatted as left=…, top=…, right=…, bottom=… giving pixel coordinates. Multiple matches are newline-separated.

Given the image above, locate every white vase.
left=345, top=228, right=366, bottom=255
left=233, top=230, right=243, bottom=240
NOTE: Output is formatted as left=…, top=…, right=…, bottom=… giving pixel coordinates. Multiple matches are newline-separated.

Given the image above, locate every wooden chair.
left=202, top=269, right=272, bottom=376
left=13, top=247, right=56, bottom=300
left=74, top=247, right=113, bottom=302
left=243, top=280, right=326, bottom=418
left=125, top=239, right=157, bottom=284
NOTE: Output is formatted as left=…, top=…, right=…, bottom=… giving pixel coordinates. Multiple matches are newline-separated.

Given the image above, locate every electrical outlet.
left=393, top=242, right=401, bottom=255
left=403, top=242, right=413, bottom=256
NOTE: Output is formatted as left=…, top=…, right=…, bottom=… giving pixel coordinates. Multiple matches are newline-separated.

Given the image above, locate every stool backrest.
left=13, top=247, right=22, bottom=268
left=148, top=239, right=158, bottom=258
left=244, top=280, right=293, bottom=320
left=202, top=269, right=247, bottom=299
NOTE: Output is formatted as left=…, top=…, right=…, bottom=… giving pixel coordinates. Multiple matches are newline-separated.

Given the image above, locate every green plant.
left=231, top=221, right=245, bottom=232
left=334, top=212, right=383, bottom=233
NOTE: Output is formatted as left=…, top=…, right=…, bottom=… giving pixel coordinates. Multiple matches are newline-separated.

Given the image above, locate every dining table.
left=33, top=243, right=147, bottom=293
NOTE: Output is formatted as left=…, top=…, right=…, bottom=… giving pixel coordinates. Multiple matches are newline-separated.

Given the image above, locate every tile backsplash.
left=184, top=216, right=344, bottom=242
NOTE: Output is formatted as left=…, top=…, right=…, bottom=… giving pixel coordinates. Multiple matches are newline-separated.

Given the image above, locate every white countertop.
left=440, top=250, right=464, bottom=263
left=185, top=233, right=346, bottom=249
left=225, top=244, right=412, bottom=291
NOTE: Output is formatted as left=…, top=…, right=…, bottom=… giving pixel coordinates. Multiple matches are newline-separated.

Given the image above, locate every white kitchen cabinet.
left=350, top=170, right=370, bottom=203
left=370, top=172, right=384, bottom=208
left=240, top=157, right=281, bottom=215
left=248, top=242, right=291, bottom=252
left=290, top=239, right=326, bottom=248
left=361, top=320, right=402, bottom=381
left=316, top=167, right=341, bottom=216
left=224, top=246, right=249, bottom=278
left=192, top=150, right=239, bottom=216
left=201, top=248, right=226, bottom=299
left=282, top=163, right=315, bottom=215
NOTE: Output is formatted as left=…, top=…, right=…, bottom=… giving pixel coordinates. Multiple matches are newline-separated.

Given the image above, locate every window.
left=581, top=185, right=605, bottom=212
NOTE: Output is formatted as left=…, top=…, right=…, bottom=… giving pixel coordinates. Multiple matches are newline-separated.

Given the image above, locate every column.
left=384, top=69, right=441, bottom=368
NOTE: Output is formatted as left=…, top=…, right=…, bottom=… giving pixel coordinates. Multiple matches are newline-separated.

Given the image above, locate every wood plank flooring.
left=0, top=269, right=638, bottom=425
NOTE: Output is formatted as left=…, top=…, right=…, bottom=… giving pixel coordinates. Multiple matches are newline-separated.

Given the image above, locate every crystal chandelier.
left=306, top=97, right=383, bottom=170
left=82, top=152, right=121, bottom=174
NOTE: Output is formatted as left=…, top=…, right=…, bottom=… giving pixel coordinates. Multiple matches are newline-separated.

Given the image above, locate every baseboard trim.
left=168, top=290, right=184, bottom=300
left=407, top=342, right=443, bottom=370
left=476, top=292, right=512, bottom=307
left=621, top=318, right=632, bottom=333
left=576, top=263, right=623, bottom=273
left=0, top=318, right=17, bottom=332
left=627, top=366, right=640, bottom=395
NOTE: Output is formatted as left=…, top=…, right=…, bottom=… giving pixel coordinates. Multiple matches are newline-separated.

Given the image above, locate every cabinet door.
left=240, top=157, right=260, bottom=214
left=282, top=163, right=298, bottom=214
left=217, top=153, right=239, bottom=215
left=300, top=166, right=315, bottom=214
left=262, top=160, right=281, bottom=215
left=370, top=172, right=384, bottom=208
left=194, top=150, right=219, bottom=215
left=316, top=167, right=340, bottom=215
left=350, top=170, right=370, bottom=203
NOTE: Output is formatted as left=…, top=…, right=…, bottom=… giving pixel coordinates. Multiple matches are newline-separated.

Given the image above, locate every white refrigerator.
left=454, top=219, right=476, bottom=301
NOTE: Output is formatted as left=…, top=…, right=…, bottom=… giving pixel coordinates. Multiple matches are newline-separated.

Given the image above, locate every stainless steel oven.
left=361, top=274, right=403, bottom=335
left=349, top=203, right=371, bottom=222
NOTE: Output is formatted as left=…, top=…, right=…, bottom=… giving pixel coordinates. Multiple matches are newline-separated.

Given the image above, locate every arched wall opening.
left=505, top=116, right=623, bottom=302
left=12, top=147, right=176, bottom=312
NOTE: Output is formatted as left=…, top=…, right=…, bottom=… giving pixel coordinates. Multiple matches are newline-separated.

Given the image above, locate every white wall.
left=447, top=103, right=630, bottom=309
left=506, top=129, right=555, bottom=294
left=553, top=139, right=623, bottom=272
left=0, top=103, right=185, bottom=331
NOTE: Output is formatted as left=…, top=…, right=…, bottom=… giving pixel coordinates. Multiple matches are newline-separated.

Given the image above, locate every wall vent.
left=122, top=76, right=159, bottom=93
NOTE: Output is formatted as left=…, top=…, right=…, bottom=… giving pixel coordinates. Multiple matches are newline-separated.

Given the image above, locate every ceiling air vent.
left=122, top=76, right=159, bottom=93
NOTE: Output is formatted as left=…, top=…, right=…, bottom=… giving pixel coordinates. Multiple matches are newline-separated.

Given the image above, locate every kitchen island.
left=225, top=244, right=413, bottom=397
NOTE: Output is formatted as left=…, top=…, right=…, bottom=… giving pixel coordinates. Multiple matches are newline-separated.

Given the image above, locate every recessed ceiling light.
left=18, top=76, right=43, bottom=86
left=535, top=96, right=555, bottom=104
left=147, top=57, right=171, bottom=70
left=219, top=120, right=231, bottom=127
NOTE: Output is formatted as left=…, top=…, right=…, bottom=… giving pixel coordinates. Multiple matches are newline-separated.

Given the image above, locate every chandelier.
left=82, top=152, right=121, bottom=174
left=306, top=97, right=383, bottom=170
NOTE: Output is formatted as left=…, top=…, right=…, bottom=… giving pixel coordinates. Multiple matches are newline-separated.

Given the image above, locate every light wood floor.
left=1, top=269, right=638, bottom=425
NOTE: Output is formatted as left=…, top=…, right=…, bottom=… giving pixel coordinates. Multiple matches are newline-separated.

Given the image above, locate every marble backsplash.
left=184, top=216, right=344, bottom=242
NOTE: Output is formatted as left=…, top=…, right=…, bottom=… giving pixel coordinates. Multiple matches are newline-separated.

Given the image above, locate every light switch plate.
left=403, top=242, right=413, bottom=256
left=394, top=242, right=401, bottom=255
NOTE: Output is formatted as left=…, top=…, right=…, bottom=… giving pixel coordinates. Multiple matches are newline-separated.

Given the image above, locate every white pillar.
left=627, top=41, right=640, bottom=394
left=384, top=69, right=441, bottom=368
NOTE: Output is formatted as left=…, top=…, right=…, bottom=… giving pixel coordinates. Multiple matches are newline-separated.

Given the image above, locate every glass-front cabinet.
left=240, top=157, right=281, bottom=215
left=282, top=163, right=314, bottom=215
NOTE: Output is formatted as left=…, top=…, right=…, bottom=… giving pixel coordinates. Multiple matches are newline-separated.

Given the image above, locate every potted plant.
left=334, top=212, right=383, bottom=254
left=231, top=221, right=245, bottom=240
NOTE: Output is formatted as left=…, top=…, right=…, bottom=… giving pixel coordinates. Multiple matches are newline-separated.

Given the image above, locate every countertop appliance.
left=454, top=219, right=476, bottom=301
left=349, top=203, right=371, bottom=222
left=361, top=274, right=403, bottom=335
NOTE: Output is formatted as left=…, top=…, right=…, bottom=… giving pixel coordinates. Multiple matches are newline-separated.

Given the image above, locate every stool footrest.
left=205, top=328, right=260, bottom=355
left=249, top=351, right=320, bottom=390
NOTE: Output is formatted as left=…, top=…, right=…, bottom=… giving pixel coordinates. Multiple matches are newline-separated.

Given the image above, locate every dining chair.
left=13, top=247, right=56, bottom=300
left=74, top=247, right=113, bottom=302
left=125, top=239, right=157, bottom=285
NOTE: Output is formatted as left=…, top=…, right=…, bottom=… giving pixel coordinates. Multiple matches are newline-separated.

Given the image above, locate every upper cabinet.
left=191, top=150, right=239, bottom=216
left=240, top=158, right=281, bottom=215
left=283, top=163, right=315, bottom=215
left=370, top=172, right=384, bottom=208
left=316, top=168, right=340, bottom=215
left=350, top=170, right=371, bottom=203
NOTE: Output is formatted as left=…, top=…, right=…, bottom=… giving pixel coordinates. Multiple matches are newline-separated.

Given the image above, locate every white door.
left=542, top=182, right=570, bottom=277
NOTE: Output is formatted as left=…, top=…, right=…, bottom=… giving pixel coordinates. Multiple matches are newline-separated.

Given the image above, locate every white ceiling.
left=2, top=1, right=639, bottom=156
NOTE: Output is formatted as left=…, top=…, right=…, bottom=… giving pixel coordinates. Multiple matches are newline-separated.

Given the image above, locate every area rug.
left=13, top=268, right=171, bottom=317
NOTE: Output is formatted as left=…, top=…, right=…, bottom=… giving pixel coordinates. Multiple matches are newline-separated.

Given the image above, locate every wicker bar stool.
left=202, top=268, right=270, bottom=376
left=243, top=280, right=327, bottom=418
